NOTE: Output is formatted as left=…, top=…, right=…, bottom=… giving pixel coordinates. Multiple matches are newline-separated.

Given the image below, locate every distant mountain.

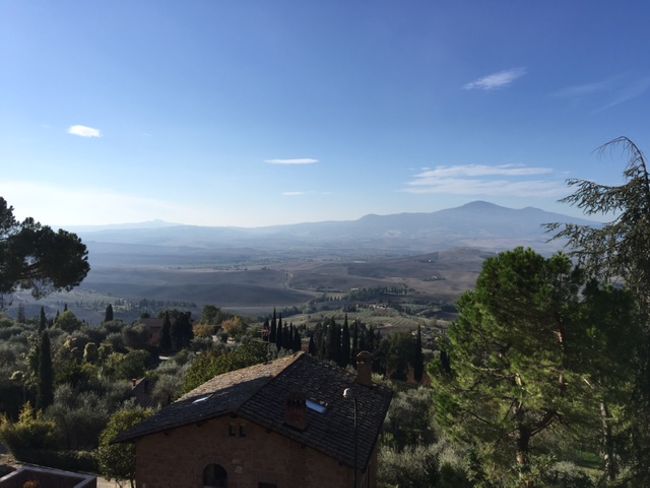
left=64, top=219, right=178, bottom=233
left=78, top=201, right=597, bottom=256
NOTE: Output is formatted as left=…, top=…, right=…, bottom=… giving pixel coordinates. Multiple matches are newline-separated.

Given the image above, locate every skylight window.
left=193, top=396, right=209, bottom=404
left=306, top=399, right=327, bottom=414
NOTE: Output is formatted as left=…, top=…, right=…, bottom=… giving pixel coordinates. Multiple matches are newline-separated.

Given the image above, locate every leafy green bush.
left=0, top=403, right=57, bottom=451
left=98, top=407, right=153, bottom=484
left=9, top=448, right=98, bottom=472
left=378, top=445, right=439, bottom=488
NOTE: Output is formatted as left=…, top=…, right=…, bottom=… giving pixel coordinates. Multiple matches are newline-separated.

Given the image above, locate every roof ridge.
left=180, top=351, right=304, bottom=402
left=236, top=352, right=306, bottom=412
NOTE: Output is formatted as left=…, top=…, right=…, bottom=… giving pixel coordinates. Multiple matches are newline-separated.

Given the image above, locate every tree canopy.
left=0, top=197, right=89, bottom=300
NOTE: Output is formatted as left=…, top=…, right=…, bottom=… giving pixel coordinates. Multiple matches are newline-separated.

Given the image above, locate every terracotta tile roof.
left=116, top=351, right=392, bottom=470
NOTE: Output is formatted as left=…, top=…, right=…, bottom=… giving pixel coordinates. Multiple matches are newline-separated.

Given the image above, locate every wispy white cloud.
left=413, top=164, right=552, bottom=181
left=404, top=163, right=564, bottom=198
left=463, top=67, right=526, bottom=90
left=265, top=158, right=318, bottom=165
left=552, top=77, right=618, bottom=98
left=281, top=191, right=305, bottom=196
left=553, top=75, right=650, bottom=112
left=67, top=125, right=102, bottom=138
left=595, top=76, right=650, bottom=112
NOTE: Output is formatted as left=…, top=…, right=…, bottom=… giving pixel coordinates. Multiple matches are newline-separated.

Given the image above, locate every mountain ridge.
left=75, top=201, right=597, bottom=255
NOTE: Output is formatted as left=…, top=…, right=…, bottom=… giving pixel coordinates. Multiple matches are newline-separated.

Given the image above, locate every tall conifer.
left=104, top=304, right=114, bottom=322
left=413, top=325, right=424, bottom=382
left=36, top=331, right=53, bottom=410
left=39, top=306, right=47, bottom=333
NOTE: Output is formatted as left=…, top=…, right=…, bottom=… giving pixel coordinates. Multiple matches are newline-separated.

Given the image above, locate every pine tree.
left=36, top=331, right=54, bottom=410
left=104, top=304, right=114, bottom=322
left=341, top=319, right=351, bottom=367
left=413, top=325, right=424, bottom=382
left=38, top=306, right=47, bottom=333
left=547, top=137, right=650, bottom=482
left=160, top=312, right=172, bottom=353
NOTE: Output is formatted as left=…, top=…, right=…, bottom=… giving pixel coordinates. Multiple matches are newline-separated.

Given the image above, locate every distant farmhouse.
left=118, top=351, right=392, bottom=488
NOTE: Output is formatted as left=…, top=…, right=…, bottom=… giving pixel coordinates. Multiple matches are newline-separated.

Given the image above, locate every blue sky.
left=1, top=1, right=650, bottom=227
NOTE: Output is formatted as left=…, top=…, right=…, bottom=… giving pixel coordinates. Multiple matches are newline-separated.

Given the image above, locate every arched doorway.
left=203, top=464, right=227, bottom=488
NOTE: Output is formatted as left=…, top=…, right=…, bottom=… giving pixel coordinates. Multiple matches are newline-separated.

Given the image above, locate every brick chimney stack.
left=285, top=392, right=307, bottom=431
left=355, top=351, right=373, bottom=386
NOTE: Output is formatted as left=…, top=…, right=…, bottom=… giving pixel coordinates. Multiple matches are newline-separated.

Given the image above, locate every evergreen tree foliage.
left=308, top=334, right=316, bottom=355
left=413, top=325, right=424, bottom=382
left=351, top=320, right=359, bottom=366
left=98, top=407, right=153, bottom=487
left=160, top=312, right=172, bottom=354
left=547, top=137, right=650, bottom=483
left=170, top=311, right=193, bottom=351
left=38, top=306, right=47, bottom=333
left=270, top=309, right=277, bottom=344
left=341, top=319, right=351, bottom=367
left=104, top=304, right=114, bottom=322
left=262, top=319, right=270, bottom=342
left=277, top=314, right=284, bottom=348
left=0, top=197, right=89, bottom=299
left=430, top=248, right=595, bottom=486
left=36, top=331, right=53, bottom=410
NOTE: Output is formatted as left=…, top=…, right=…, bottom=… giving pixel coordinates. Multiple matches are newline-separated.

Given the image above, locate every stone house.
left=118, top=351, right=392, bottom=488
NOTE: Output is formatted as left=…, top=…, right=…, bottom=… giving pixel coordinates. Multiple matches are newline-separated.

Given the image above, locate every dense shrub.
left=0, top=403, right=57, bottom=451
left=378, top=445, right=439, bottom=488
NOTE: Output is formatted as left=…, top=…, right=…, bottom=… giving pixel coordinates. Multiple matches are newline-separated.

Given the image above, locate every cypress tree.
left=413, top=325, right=424, bottom=382
left=293, top=326, right=301, bottom=352
left=39, top=306, right=47, bottom=333
left=36, top=331, right=54, bottom=409
left=341, top=319, right=351, bottom=367
left=269, top=318, right=277, bottom=344
left=55, top=310, right=60, bottom=322
left=270, top=309, right=277, bottom=344
left=160, top=312, right=172, bottom=353
left=326, top=320, right=337, bottom=362
left=308, top=334, right=316, bottom=355
left=351, top=320, right=359, bottom=366
left=63, top=303, right=68, bottom=312
left=277, top=315, right=284, bottom=349
left=104, top=304, right=114, bottom=322
left=262, top=319, right=270, bottom=342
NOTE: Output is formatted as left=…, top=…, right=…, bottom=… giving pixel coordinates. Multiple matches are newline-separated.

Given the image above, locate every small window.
left=306, top=399, right=327, bottom=414
left=239, top=424, right=246, bottom=437
left=193, top=396, right=209, bottom=404
left=228, top=424, right=236, bottom=436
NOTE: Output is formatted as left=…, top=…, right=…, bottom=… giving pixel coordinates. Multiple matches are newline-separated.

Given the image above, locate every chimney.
left=355, top=351, right=373, bottom=386
left=285, top=392, right=307, bottom=431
